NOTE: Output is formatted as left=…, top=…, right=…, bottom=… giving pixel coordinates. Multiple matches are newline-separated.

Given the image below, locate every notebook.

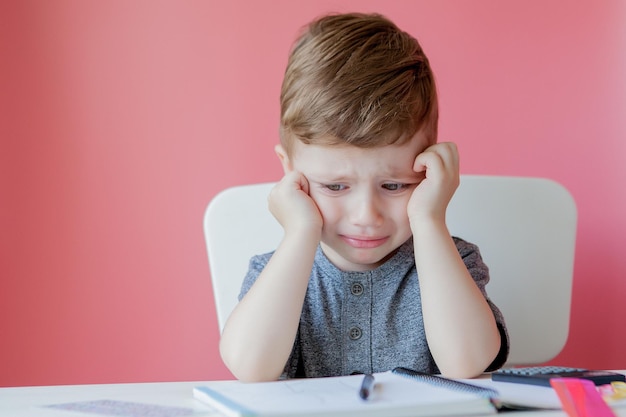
left=193, top=368, right=498, bottom=417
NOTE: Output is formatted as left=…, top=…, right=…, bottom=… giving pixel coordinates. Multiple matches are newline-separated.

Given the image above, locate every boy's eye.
left=382, top=183, right=407, bottom=191
left=324, top=184, right=346, bottom=191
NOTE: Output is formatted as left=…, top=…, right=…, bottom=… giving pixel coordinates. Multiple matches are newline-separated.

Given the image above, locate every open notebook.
left=193, top=369, right=498, bottom=417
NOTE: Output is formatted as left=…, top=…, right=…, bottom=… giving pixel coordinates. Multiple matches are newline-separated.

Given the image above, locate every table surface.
left=1, top=377, right=625, bottom=417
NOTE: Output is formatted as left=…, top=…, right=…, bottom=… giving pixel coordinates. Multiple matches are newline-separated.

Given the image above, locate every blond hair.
left=279, top=13, right=438, bottom=155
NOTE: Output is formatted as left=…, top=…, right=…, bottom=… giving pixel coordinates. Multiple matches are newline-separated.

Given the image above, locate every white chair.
left=204, top=175, right=577, bottom=366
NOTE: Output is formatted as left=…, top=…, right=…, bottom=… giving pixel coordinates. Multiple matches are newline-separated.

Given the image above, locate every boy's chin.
left=322, top=244, right=394, bottom=272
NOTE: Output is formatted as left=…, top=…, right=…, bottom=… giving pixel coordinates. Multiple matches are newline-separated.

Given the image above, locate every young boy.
left=219, top=12, right=509, bottom=382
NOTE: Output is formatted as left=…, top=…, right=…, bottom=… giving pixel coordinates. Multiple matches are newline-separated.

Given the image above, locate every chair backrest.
left=204, top=175, right=577, bottom=366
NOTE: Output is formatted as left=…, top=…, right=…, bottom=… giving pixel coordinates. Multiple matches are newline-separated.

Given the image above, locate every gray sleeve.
left=238, top=252, right=274, bottom=301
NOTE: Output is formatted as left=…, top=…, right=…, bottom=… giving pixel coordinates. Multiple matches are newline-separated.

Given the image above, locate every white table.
left=1, top=378, right=625, bottom=417
left=0, top=381, right=217, bottom=417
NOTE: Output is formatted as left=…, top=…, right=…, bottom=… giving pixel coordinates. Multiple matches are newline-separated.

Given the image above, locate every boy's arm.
left=219, top=172, right=322, bottom=382
left=409, top=142, right=501, bottom=379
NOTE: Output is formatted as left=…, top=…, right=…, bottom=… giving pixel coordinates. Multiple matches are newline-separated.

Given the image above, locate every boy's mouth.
left=340, top=235, right=389, bottom=249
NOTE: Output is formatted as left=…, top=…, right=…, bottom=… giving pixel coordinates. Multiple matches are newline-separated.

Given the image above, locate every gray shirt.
left=240, top=237, right=509, bottom=378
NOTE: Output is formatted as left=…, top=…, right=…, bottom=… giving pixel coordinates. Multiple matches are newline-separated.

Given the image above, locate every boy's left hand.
left=407, top=142, right=460, bottom=224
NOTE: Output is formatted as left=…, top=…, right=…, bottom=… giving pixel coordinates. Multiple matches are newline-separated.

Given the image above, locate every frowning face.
left=287, top=131, right=429, bottom=271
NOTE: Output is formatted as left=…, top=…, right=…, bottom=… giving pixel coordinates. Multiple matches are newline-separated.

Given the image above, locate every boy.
left=219, top=12, right=509, bottom=382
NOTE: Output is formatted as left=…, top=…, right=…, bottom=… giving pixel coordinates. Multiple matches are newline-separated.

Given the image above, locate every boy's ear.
left=274, top=144, right=293, bottom=173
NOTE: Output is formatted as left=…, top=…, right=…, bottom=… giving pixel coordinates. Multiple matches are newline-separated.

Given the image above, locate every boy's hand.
left=268, top=171, right=323, bottom=237
left=407, top=142, right=460, bottom=224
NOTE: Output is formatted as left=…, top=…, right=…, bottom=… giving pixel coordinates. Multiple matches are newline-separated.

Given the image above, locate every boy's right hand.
left=268, top=171, right=323, bottom=239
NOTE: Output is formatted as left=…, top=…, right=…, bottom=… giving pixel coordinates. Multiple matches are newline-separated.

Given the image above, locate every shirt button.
left=349, top=327, right=362, bottom=340
left=350, top=283, right=364, bottom=296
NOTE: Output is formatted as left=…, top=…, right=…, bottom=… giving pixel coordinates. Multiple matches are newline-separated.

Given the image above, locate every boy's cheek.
left=308, top=195, right=334, bottom=220
left=309, top=193, right=328, bottom=212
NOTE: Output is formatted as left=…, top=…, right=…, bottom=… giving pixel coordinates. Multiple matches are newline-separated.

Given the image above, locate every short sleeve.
left=238, top=252, right=274, bottom=301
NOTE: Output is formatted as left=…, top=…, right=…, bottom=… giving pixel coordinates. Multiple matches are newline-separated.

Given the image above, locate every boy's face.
left=280, top=131, right=430, bottom=271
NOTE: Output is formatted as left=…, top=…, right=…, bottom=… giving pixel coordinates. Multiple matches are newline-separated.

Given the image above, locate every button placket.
left=342, top=276, right=372, bottom=374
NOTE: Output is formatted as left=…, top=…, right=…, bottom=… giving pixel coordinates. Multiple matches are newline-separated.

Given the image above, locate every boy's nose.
left=350, top=193, right=384, bottom=227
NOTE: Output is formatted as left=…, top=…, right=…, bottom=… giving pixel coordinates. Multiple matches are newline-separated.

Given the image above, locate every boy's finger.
left=416, top=142, right=459, bottom=178
left=436, top=142, right=459, bottom=171
left=413, top=148, right=444, bottom=175
left=296, top=173, right=310, bottom=195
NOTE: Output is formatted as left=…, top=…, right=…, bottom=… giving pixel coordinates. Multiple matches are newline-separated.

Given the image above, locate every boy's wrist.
left=282, top=224, right=322, bottom=246
left=409, top=211, right=446, bottom=229
left=409, top=214, right=450, bottom=240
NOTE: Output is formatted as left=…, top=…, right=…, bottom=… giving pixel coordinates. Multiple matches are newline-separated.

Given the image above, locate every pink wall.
left=1, top=0, right=624, bottom=386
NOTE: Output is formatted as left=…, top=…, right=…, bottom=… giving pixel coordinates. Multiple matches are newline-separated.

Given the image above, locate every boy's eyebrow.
left=306, top=173, right=350, bottom=183
left=382, top=167, right=418, bottom=178
left=376, top=165, right=424, bottom=180
left=307, top=170, right=423, bottom=183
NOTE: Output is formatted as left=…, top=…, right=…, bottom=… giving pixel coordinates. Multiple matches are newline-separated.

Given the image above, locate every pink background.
left=1, top=0, right=625, bottom=386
